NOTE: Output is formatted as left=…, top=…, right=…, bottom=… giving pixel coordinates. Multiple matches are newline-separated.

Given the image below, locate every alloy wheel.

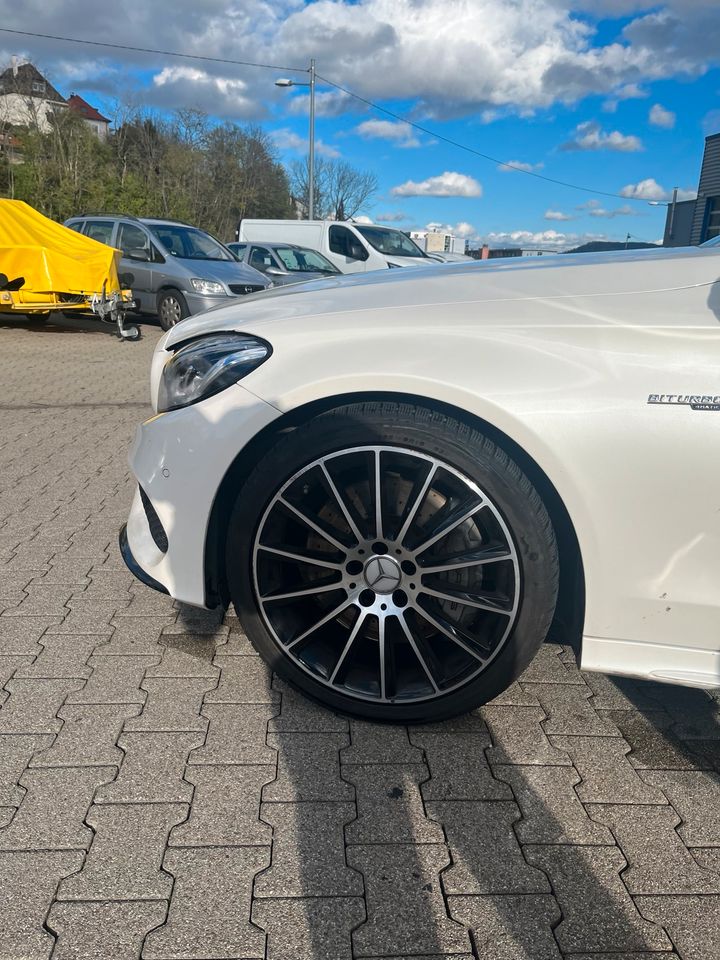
left=252, top=445, right=520, bottom=705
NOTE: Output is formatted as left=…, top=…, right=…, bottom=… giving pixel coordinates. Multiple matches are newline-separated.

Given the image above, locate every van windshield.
left=150, top=225, right=234, bottom=261
left=354, top=226, right=427, bottom=258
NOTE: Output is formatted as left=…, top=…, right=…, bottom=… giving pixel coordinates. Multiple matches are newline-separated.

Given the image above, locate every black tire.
left=24, top=312, right=50, bottom=323
left=157, top=289, right=189, bottom=331
left=227, top=402, right=559, bottom=722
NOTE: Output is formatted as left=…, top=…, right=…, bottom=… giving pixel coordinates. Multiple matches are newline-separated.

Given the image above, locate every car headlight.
left=190, top=278, right=226, bottom=295
left=157, top=334, right=270, bottom=412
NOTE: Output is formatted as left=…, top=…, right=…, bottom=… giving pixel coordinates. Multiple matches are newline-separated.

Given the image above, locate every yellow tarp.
left=0, top=199, right=121, bottom=295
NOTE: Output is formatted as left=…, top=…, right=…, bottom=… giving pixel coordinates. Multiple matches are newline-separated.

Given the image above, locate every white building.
left=409, top=229, right=467, bottom=254
left=0, top=60, right=67, bottom=133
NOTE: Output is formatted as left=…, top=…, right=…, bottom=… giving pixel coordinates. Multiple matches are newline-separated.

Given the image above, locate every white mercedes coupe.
left=121, top=246, right=720, bottom=721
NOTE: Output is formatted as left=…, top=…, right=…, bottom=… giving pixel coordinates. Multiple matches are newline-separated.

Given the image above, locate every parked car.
left=228, top=241, right=341, bottom=284
left=120, top=245, right=720, bottom=721
left=237, top=218, right=434, bottom=273
left=65, top=215, right=270, bottom=330
left=425, top=251, right=475, bottom=263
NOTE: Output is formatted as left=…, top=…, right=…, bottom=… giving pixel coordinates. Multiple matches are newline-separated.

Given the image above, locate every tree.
left=289, top=157, right=378, bottom=219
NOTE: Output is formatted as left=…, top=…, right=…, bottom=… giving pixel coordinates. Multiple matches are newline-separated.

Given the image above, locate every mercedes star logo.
left=363, top=556, right=402, bottom=594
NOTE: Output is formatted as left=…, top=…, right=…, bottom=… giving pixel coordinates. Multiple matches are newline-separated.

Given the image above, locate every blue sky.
left=1, top=0, right=719, bottom=249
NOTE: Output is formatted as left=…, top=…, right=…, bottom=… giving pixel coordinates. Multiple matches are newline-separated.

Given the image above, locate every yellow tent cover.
left=0, top=199, right=121, bottom=296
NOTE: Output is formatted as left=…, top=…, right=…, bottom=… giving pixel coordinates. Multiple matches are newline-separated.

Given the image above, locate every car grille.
left=139, top=487, right=168, bottom=553
left=228, top=283, right=265, bottom=295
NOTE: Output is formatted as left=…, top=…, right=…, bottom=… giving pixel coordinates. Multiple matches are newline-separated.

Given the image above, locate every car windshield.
left=701, top=236, right=720, bottom=247
left=150, top=224, right=234, bottom=261
left=354, top=225, right=427, bottom=258
left=274, top=246, right=340, bottom=274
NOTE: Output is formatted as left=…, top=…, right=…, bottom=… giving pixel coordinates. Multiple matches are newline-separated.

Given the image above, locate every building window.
left=31, top=81, right=46, bottom=94
left=704, top=196, right=720, bottom=241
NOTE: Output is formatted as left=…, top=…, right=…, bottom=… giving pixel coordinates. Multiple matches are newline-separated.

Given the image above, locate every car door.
left=326, top=224, right=370, bottom=273
left=115, top=221, right=157, bottom=313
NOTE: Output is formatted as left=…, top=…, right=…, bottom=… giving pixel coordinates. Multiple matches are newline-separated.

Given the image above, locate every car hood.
left=173, top=258, right=269, bottom=288
left=164, top=244, right=720, bottom=348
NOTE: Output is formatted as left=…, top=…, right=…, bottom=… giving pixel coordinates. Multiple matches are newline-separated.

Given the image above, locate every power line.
left=317, top=74, right=650, bottom=203
left=0, top=27, right=658, bottom=204
left=0, top=28, right=307, bottom=74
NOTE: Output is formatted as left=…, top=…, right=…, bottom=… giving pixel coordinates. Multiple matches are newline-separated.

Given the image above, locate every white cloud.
left=545, top=209, right=573, bottom=221
left=588, top=204, right=637, bottom=218
left=497, top=160, right=544, bottom=173
left=619, top=177, right=668, bottom=200
left=425, top=221, right=478, bottom=239
left=480, top=229, right=610, bottom=251
left=649, top=103, right=676, bottom=128
left=561, top=120, right=643, bottom=152
left=270, top=127, right=341, bottom=158
left=375, top=211, right=409, bottom=222
left=354, top=119, right=420, bottom=148
left=151, top=65, right=258, bottom=119
left=353, top=215, right=374, bottom=224
left=391, top=171, right=482, bottom=198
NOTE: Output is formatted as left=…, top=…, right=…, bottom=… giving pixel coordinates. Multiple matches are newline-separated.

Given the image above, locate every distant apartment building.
left=664, top=131, right=720, bottom=246
left=410, top=229, right=467, bottom=254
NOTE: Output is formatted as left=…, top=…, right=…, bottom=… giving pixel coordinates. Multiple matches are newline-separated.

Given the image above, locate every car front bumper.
left=121, top=382, right=281, bottom=607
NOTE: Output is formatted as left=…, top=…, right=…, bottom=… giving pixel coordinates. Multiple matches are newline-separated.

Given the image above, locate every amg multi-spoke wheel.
left=228, top=403, right=559, bottom=721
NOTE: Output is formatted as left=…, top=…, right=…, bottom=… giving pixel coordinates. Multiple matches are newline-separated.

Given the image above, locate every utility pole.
left=308, top=59, right=315, bottom=220
left=668, top=186, right=678, bottom=241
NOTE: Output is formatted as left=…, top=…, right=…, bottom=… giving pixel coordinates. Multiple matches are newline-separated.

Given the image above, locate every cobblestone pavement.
left=1, top=314, right=719, bottom=960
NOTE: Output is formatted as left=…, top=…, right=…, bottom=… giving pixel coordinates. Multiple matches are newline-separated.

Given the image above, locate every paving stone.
left=636, top=895, right=720, bottom=960
left=45, top=600, right=124, bottom=636
left=582, top=672, right=664, bottom=711
left=0, top=616, right=58, bottom=655
left=411, top=727, right=513, bottom=801
left=170, top=765, right=274, bottom=847
left=256, top=801, right=362, bottom=897
left=344, top=764, right=443, bottom=844
left=488, top=680, right=542, bottom=706
left=349, top=843, right=471, bottom=957
left=91, top=616, right=173, bottom=654
left=523, top=683, right=621, bottom=736
left=0, top=653, right=34, bottom=685
left=482, top=706, right=572, bottom=766
left=692, top=847, right=720, bottom=873
left=0, top=678, right=85, bottom=734
left=0, top=850, right=84, bottom=960
left=525, top=845, right=671, bottom=953
left=204, top=654, right=278, bottom=704
left=268, top=677, right=348, bottom=732
left=218, top=624, right=258, bottom=654
left=66, top=654, right=158, bottom=704
left=48, top=900, right=168, bottom=960
left=341, top=720, right=423, bottom=764
left=265, top=732, right=353, bottom=801
left=496, top=765, right=613, bottom=844
left=566, top=955, right=680, bottom=960
left=587, top=804, right=720, bottom=893
left=606, top=710, right=710, bottom=770
left=428, top=800, right=550, bottom=894
left=143, top=846, right=270, bottom=959
left=13, top=634, right=101, bottom=679
left=448, top=893, right=562, bottom=959
left=549, top=736, right=667, bottom=804
left=641, top=769, right=720, bottom=846
left=58, top=802, right=187, bottom=901
left=190, top=704, right=277, bottom=765
left=114, top=588, right=177, bottom=617
left=32, top=557, right=93, bottom=586
left=252, top=897, right=366, bottom=960
left=30, top=703, right=140, bottom=767
left=72, top=568, right=136, bottom=601
left=123, top=677, right=216, bottom=732
left=96, top=733, right=202, bottom=804
left=145, top=633, right=222, bottom=678
left=517, top=642, right=586, bottom=684
left=0, top=569, right=36, bottom=602
left=0, top=734, right=53, bottom=805
left=646, top=685, right=720, bottom=739
left=0, top=766, right=115, bottom=850
left=1, top=585, right=71, bottom=618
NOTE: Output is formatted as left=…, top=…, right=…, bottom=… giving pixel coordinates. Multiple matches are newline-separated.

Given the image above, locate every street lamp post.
left=275, top=59, right=317, bottom=220
left=648, top=187, right=678, bottom=242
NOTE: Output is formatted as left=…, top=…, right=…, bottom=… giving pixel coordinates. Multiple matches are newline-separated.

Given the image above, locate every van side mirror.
left=348, top=240, right=368, bottom=261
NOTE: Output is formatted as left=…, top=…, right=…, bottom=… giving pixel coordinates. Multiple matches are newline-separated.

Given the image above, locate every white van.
left=236, top=219, right=434, bottom=273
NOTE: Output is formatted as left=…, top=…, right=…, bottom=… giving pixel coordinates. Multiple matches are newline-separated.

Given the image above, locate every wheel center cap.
left=363, top=555, right=402, bottom=594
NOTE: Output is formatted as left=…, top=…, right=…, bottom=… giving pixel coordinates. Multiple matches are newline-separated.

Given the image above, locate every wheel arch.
left=204, top=390, right=585, bottom=652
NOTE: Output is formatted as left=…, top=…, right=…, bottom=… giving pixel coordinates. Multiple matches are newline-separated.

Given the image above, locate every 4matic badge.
left=648, top=394, right=720, bottom=412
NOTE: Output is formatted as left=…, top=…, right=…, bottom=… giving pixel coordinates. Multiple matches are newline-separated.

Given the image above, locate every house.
left=67, top=94, right=110, bottom=140
left=0, top=60, right=67, bottom=133
left=663, top=130, right=720, bottom=246
left=409, top=229, right=467, bottom=254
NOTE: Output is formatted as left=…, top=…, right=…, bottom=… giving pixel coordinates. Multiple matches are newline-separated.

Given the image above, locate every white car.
left=121, top=246, right=720, bottom=721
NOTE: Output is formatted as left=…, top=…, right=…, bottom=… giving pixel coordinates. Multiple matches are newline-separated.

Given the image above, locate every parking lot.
left=1, top=313, right=719, bottom=960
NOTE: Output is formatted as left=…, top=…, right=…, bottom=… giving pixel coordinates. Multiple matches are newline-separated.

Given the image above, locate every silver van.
left=65, top=215, right=270, bottom=330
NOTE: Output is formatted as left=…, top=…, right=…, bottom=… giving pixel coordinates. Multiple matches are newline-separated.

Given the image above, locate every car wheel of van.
left=157, top=289, right=189, bottom=330
left=227, top=401, right=559, bottom=722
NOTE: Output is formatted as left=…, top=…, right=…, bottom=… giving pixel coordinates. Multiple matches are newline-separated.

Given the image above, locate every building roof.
left=67, top=94, right=110, bottom=124
left=0, top=62, right=66, bottom=104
